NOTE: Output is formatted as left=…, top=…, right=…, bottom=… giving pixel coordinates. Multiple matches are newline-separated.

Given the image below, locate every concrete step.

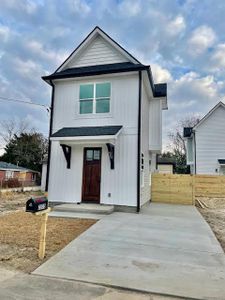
left=49, top=211, right=105, bottom=220
left=53, top=203, right=114, bottom=215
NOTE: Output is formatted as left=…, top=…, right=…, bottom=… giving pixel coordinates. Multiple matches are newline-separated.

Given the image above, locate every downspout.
left=137, top=71, right=142, bottom=213
left=192, top=131, right=196, bottom=174
left=193, top=131, right=197, bottom=174
left=45, top=79, right=55, bottom=191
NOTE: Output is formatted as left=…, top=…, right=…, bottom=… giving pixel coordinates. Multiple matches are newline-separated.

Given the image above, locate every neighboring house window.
left=141, top=153, right=144, bottom=187
left=31, top=173, right=36, bottom=181
left=5, top=170, right=14, bottom=179
left=79, top=82, right=111, bottom=114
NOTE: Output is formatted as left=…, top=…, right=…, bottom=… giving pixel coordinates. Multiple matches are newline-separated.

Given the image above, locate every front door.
left=82, top=148, right=102, bottom=203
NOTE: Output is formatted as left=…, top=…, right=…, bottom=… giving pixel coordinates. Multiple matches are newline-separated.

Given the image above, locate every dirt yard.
left=0, top=192, right=96, bottom=272
left=197, top=198, right=225, bottom=252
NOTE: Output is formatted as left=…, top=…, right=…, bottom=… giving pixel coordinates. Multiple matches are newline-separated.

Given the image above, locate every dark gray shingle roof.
left=51, top=126, right=123, bottom=138
left=183, top=127, right=193, bottom=138
left=43, top=62, right=149, bottom=81
left=218, top=159, right=225, bottom=164
left=154, top=83, right=167, bottom=98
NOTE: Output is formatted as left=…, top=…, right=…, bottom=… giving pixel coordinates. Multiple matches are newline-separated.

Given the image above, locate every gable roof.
left=56, top=26, right=140, bottom=73
left=42, top=26, right=167, bottom=104
left=193, top=101, right=225, bottom=130
left=0, top=161, right=37, bottom=172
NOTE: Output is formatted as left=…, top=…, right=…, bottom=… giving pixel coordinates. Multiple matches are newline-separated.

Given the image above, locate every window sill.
left=75, top=113, right=113, bottom=120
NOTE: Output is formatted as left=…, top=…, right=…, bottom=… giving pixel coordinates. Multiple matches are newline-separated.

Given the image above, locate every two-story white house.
left=43, top=26, right=167, bottom=212
left=184, top=101, right=225, bottom=175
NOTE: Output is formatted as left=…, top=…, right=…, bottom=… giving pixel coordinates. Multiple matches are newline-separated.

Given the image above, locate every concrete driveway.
left=34, top=203, right=225, bottom=300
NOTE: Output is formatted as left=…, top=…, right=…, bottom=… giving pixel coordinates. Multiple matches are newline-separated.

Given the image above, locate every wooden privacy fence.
left=151, top=173, right=225, bottom=205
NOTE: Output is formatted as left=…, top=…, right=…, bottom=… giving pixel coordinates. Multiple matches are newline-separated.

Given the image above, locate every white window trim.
left=78, top=81, right=111, bottom=116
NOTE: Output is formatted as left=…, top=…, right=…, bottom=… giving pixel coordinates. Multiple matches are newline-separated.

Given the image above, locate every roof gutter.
left=42, top=65, right=149, bottom=83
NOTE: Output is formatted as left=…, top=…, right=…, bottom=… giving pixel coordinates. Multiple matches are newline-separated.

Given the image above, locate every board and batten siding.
left=196, top=105, right=225, bottom=174
left=149, top=98, right=162, bottom=152
left=48, top=73, right=139, bottom=206
left=140, top=83, right=151, bottom=206
left=67, top=36, right=128, bottom=68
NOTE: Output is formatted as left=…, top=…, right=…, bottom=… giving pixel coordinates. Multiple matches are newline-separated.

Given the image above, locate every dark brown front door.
left=82, top=148, right=102, bottom=203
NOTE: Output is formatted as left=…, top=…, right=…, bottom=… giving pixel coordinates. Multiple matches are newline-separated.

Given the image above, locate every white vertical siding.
left=49, top=134, right=137, bottom=206
left=49, top=73, right=139, bottom=207
left=41, top=163, right=47, bottom=191
left=196, top=106, right=225, bottom=174
left=140, top=84, right=150, bottom=206
left=149, top=98, right=162, bottom=151
left=67, top=36, right=128, bottom=68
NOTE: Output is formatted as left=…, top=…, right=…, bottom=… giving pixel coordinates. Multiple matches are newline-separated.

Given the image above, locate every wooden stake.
left=34, top=208, right=51, bottom=260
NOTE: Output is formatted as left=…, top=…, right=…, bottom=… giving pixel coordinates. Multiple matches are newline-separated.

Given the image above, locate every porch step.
left=49, top=211, right=105, bottom=220
left=53, top=203, right=114, bottom=215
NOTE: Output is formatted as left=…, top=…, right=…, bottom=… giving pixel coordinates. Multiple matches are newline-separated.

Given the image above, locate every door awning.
left=50, top=125, right=123, bottom=143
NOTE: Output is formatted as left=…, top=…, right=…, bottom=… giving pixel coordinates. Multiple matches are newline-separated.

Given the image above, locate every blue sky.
left=0, top=0, right=225, bottom=151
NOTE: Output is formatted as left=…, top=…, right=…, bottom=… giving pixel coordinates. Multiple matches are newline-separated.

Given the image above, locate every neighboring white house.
left=43, top=26, right=167, bottom=211
left=184, top=101, right=225, bottom=175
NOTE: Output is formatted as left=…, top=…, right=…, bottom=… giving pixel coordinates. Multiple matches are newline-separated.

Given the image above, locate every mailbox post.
left=26, top=197, right=51, bottom=260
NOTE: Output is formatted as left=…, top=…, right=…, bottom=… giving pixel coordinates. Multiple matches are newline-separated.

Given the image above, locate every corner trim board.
left=137, top=71, right=142, bottom=213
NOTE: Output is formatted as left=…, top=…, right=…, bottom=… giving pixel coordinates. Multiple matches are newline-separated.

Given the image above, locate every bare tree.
left=167, top=114, right=201, bottom=173
left=0, top=118, right=33, bottom=147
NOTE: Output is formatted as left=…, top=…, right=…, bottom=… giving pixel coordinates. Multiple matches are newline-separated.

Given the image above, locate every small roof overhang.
left=183, top=127, right=193, bottom=138
left=218, top=159, right=225, bottom=165
left=50, top=126, right=123, bottom=144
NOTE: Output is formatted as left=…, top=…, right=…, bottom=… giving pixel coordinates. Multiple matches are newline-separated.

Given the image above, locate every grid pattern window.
left=79, top=83, right=110, bottom=114
left=5, top=170, right=14, bottom=179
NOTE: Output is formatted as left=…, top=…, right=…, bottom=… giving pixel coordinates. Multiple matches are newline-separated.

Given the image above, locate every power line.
left=0, top=96, right=50, bottom=111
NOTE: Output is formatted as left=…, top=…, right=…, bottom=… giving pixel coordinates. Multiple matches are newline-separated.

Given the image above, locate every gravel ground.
left=197, top=197, right=225, bottom=252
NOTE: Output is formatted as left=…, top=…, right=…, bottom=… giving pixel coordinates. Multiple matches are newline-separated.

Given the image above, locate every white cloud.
left=210, top=43, right=225, bottom=71
left=118, top=0, right=141, bottom=17
left=169, top=72, right=223, bottom=109
left=0, top=25, right=10, bottom=42
left=151, top=63, right=173, bottom=83
left=26, top=40, right=69, bottom=66
left=166, top=15, right=186, bottom=36
left=188, top=25, right=216, bottom=56
left=70, top=0, right=91, bottom=15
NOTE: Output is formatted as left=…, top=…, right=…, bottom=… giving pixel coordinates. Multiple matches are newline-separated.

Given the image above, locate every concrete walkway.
left=34, top=203, right=225, bottom=300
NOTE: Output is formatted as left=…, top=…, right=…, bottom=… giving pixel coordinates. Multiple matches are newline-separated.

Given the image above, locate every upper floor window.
left=79, top=82, right=111, bottom=114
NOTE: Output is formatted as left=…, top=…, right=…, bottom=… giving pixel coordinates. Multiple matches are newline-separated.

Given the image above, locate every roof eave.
left=42, top=65, right=149, bottom=82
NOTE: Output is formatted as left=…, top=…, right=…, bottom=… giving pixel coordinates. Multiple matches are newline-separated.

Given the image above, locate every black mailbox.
left=26, top=197, right=48, bottom=213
